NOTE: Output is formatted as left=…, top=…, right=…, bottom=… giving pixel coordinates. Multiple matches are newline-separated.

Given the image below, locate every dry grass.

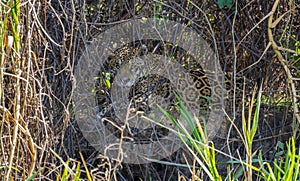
left=0, top=0, right=299, bottom=180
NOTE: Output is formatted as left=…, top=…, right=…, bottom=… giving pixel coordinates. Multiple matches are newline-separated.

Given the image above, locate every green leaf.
left=74, top=162, right=81, bottom=181
left=61, top=160, right=70, bottom=181
left=217, top=0, right=233, bottom=8
left=105, top=79, right=111, bottom=88
left=26, top=170, right=42, bottom=181
left=276, top=141, right=285, bottom=150
left=234, top=166, right=244, bottom=179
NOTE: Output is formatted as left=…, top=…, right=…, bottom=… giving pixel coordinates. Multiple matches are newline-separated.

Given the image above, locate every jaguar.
left=95, top=39, right=253, bottom=143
